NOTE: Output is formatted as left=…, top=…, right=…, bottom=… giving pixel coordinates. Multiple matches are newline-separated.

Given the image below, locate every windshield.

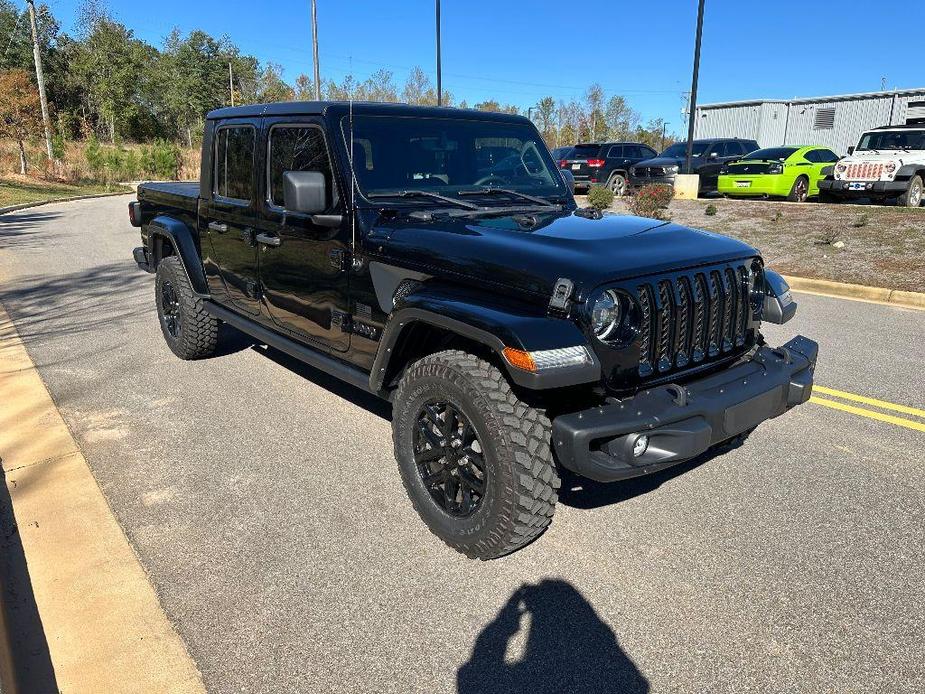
left=660, top=142, right=709, bottom=158
left=857, top=130, right=925, bottom=151
left=342, top=115, right=567, bottom=201
left=743, top=147, right=798, bottom=161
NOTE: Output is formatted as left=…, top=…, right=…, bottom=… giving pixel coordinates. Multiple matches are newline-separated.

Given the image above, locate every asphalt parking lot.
left=1, top=196, right=923, bottom=693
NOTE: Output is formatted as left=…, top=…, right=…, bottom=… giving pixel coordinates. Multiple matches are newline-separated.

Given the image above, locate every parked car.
left=550, top=146, right=573, bottom=162
left=717, top=146, right=839, bottom=202
left=559, top=142, right=658, bottom=195
left=629, top=138, right=760, bottom=194
left=129, top=102, right=816, bottom=560
left=818, top=125, right=925, bottom=207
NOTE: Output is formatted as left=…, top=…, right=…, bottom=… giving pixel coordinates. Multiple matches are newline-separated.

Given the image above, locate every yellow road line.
left=813, top=385, right=925, bottom=419
left=810, top=396, right=925, bottom=433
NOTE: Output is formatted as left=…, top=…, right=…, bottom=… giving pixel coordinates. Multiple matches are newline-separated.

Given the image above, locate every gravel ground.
left=1, top=197, right=923, bottom=694
left=597, top=196, right=925, bottom=292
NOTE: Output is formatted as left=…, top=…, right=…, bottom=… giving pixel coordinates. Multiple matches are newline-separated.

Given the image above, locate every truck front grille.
left=631, top=262, right=753, bottom=378
left=844, top=162, right=883, bottom=180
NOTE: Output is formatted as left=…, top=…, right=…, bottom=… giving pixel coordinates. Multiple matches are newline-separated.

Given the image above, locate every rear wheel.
left=392, top=350, right=559, bottom=560
left=155, top=256, right=219, bottom=360
left=607, top=172, right=627, bottom=196
left=787, top=175, right=809, bottom=202
left=897, top=175, right=923, bottom=207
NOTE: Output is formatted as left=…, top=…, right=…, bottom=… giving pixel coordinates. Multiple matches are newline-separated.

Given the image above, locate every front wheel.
left=897, top=175, right=923, bottom=207
left=392, top=350, right=559, bottom=560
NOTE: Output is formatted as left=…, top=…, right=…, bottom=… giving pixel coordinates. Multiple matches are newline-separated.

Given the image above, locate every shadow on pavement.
left=0, top=211, right=61, bottom=251
left=253, top=343, right=391, bottom=420
left=0, top=465, right=58, bottom=694
left=457, top=579, right=648, bottom=694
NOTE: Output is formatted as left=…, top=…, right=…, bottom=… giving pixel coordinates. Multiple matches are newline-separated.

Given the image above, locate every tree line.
left=0, top=0, right=675, bottom=174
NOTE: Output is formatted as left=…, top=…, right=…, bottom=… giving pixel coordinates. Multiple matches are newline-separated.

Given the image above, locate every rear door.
left=203, top=119, right=261, bottom=315
left=254, top=118, right=351, bottom=352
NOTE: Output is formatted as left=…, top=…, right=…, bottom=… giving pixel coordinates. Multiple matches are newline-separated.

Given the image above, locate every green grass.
left=0, top=178, right=130, bottom=208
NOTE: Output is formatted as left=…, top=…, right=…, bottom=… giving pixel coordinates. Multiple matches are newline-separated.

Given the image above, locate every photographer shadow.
left=457, top=579, right=649, bottom=694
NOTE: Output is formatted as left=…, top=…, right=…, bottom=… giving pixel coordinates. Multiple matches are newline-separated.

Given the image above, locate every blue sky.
left=47, top=0, right=925, bottom=136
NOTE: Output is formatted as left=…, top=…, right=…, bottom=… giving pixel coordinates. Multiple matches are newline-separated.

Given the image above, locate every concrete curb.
left=0, top=190, right=133, bottom=216
left=783, top=275, right=925, bottom=311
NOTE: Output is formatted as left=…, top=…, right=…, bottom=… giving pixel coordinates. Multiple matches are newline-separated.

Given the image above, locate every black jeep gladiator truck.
left=130, top=102, right=817, bottom=560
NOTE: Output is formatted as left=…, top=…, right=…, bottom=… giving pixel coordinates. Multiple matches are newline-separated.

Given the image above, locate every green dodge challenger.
left=717, top=146, right=840, bottom=202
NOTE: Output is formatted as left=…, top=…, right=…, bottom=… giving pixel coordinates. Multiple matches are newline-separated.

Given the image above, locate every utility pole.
left=229, top=62, right=235, bottom=106
left=435, top=0, right=442, bottom=106
left=684, top=0, right=705, bottom=175
left=311, top=0, right=321, bottom=100
left=26, top=0, right=53, bottom=163
left=661, top=121, right=669, bottom=152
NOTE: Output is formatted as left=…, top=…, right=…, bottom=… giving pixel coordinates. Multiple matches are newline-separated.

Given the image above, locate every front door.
left=204, top=120, right=261, bottom=315
left=255, top=119, right=350, bottom=352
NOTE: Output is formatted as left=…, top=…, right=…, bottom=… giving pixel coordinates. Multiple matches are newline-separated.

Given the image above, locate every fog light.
left=632, top=435, right=649, bottom=458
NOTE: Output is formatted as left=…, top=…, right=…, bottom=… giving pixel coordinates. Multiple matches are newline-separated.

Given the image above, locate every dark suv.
left=559, top=142, right=658, bottom=195
left=630, top=138, right=759, bottom=194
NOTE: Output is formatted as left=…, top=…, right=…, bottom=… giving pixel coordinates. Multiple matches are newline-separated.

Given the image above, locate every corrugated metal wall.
left=695, top=91, right=925, bottom=155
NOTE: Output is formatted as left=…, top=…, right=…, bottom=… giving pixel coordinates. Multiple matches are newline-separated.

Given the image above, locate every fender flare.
left=895, top=164, right=925, bottom=180
left=369, top=284, right=600, bottom=393
left=147, top=215, right=210, bottom=297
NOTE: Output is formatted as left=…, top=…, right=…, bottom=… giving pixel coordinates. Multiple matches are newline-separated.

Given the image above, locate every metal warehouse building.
left=693, top=88, right=925, bottom=155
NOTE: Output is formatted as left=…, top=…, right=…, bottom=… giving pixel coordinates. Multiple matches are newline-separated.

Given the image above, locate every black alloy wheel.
left=414, top=401, right=487, bottom=517
left=159, top=279, right=182, bottom=339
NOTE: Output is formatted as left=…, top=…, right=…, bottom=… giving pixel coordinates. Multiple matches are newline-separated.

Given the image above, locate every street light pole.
left=661, top=121, right=669, bottom=151
left=684, top=0, right=705, bottom=174
left=435, top=0, right=442, bottom=106
left=26, top=0, right=53, bottom=163
left=311, top=0, right=321, bottom=100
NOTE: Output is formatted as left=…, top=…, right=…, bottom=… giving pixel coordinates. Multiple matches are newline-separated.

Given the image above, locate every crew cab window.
left=214, top=126, right=255, bottom=201
left=268, top=125, right=335, bottom=209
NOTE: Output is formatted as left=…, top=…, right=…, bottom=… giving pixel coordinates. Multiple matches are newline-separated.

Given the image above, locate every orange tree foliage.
left=0, top=69, right=44, bottom=172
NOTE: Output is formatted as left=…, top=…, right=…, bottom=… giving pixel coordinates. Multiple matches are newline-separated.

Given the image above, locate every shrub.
left=852, top=213, right=869, bottom=228
left=586, top=185, right=615, bottom=211
left=84, top=135, right=104, bottom=178
left=141, top=140, right=182, bottom=180
left=705, top=204, right=717, bottom=216
left=628, top=183, right=673, bottom=219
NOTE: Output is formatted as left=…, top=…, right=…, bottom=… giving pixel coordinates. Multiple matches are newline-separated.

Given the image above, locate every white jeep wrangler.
left=818, top=125, right=925, bottom=207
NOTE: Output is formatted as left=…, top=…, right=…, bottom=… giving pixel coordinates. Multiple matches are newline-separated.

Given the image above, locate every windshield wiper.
left=458, top=187, right=558, bottom=208
left=367, top=190, right=480, bottom=210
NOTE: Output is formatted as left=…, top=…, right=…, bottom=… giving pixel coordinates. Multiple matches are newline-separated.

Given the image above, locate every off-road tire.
left=897, top=175, right=923, bottom=208
left=787, top=175, right=809, bottom=202
left=392, top=350, right=559, bottom=560
left=155, top=256, right=219, bottom=360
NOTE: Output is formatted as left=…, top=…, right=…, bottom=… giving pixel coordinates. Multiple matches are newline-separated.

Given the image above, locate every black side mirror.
left=709, top=151, right=718, bottom=159
left=283, top=171, right=342, bottom=227
left=847, top=146, right=855, bottom=155
left=559, top=168, right=575, bottom=190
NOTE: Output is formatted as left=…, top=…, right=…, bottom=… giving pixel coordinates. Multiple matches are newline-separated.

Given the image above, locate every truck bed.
left=137, top=181, right=199, bottom=213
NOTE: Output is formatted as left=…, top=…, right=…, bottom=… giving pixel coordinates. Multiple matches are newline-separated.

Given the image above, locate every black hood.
left=634, top=156, right=684, bottom=168
left=366, top=209, right=758, bottom=301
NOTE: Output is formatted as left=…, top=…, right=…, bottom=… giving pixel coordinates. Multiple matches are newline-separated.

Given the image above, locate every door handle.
left=208, top=222, right=228, bottom=234
left=255, top=232, right=281, bottom=247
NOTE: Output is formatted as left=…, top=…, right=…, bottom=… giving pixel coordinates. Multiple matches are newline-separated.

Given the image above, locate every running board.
left=204, top=302, right=379, bottom=397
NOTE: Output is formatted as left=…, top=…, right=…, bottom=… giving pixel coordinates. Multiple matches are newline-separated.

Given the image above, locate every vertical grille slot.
left=723, top=267, right=738, bottom=351
left=735, top=265, right=749, bottom=345
left=637, top=285, right=653, bottom=376
left=691, top=274, right=707, bottom=361
left=674, top=277, right=692, bottom=368
left=656, top=280, right=674, bottom=372
left=707, top=271, right=722, bottom=356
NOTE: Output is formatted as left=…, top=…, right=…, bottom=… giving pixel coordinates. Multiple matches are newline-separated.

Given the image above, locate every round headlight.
left=885, top=162, right=896, bottom=174
left=591, top=290, right=621, bottom=340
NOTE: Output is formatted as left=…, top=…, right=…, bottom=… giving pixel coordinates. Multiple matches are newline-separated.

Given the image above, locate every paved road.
left=1, top=197, right=923, bottom=694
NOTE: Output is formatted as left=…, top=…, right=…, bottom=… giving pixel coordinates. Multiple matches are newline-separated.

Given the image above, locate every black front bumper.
left=552, top=336, right=818, bottom=482
left=818, top=179, right=908, bottom=197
